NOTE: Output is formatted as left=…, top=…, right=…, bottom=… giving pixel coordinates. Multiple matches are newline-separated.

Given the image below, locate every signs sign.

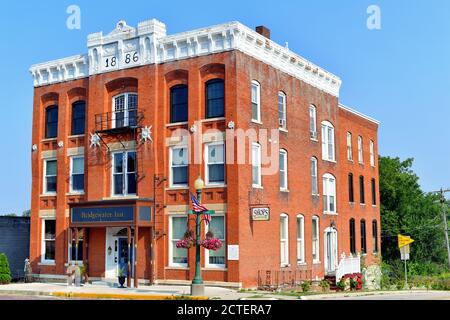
left=227, top=245, right=240, bottom=261
left=400, top=245, right=410, bottom=261
left=398, top=234, right=415, bottom=248
left=251, top=207, right=270, bottom=221
left=71, top=207, right=134, bottom=224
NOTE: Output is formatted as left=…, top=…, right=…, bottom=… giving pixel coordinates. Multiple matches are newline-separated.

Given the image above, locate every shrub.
left=336, top=278, right=346, bottom=291
left=319, top=280, right=330, bottom=292
left=301, top=281, right=311, bottom=293
left=0, top=253, right=12, bottom=285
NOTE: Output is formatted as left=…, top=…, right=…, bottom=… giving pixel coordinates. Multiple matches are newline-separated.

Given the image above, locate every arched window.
left=347, top=132, right=353, bottom=161
left=71, top=101, right=86, bottom=135
left=360, top=175, right=365, bottom=204
left=206, top=79, right=225, bottom=119
left=113, top=93, right=138, bottom=128
left=280, top=214, right=289, bottom=267
left=252, top=143, right=262, bottom=188
left=311, top=157, right=318, bottom=195
left=370, top=140, right=375, bottom=167
left=309, top=105, right=317, bottom=140
left=279, top=149, right=288, bottom=191
left=312, top=216, right=320, bottom=263
left=323, top=173, right=337, bottom=214
left=170, top=84, right=188, bottom=123
left=372, top=220, right=378, bottom=253
left=278, top=92, right=287, bottom=129
left=321, top=121, right=335, bottom=161
left=251, top=80, right=261, bottom=122
left=297, top=215, right=305, bottom=264
left=349, top=218, right=356, bottom=254
left=360, top=219, right=367, bottom=254
left=358, top=136, right=364, bottom=163
left=371, top=178, right=377, bottom=206
left=45, top=105, right=58, bottom=139
left=348, top=173, right=354, bottom=203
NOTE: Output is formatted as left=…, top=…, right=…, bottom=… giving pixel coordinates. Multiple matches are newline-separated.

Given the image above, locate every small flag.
left=190, top=192, right=211, bottom=226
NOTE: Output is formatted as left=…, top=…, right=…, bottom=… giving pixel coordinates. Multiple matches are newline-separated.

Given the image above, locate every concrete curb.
left=300, top=290, right=447, bottom=300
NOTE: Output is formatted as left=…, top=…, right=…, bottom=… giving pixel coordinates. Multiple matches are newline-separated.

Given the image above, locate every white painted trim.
left=43, top=158, right=57, bottom=195
left=339, top=103, right=380, bottom=125
left=69, top=156, right=85, bottom=193
left=204, top=142, right=226, bottom=187
left=41, top=218, right=56, bottom=264
left=205, top=213, right=226, bottom=269
left=169, top=146, right=189, bottom=188
left=168, top=215, right=189, bottom=268
left=280, top=213, right=289, bottom=267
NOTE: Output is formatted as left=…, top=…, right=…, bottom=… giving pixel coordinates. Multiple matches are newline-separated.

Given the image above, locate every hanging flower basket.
left=176, top=230, right=195, bottom=249
left=201, top=238, right=223, bottom=251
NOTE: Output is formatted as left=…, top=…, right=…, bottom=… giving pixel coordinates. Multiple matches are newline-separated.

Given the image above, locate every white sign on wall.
left=227, top=245, right=239, bottom=261
left=251, top=207, right=270, bottom=221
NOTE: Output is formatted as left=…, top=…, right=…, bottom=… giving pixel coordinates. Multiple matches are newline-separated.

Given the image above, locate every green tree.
left=0, top=253, right=12, bottom=284
left=379, top=156, right=448, bottom=276
left=22, top=210, right=31, bottom=217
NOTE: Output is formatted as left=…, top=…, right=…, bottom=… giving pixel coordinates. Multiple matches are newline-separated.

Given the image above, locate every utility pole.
left=432, top=188, right=450, bottom=270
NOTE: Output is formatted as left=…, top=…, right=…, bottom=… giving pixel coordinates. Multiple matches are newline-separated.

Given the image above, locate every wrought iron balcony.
left=95, top=111, right=144, bottom=134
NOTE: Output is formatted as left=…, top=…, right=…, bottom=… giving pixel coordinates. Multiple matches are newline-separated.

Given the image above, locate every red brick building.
left=29, top=19, right=380, bottom=288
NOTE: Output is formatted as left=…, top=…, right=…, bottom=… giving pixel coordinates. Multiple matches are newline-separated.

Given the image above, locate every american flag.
left=190, top=192, right=211, bottom=226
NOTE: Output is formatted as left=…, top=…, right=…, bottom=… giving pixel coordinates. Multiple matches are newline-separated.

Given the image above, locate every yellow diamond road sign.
left=398, top=234, right=415, bottom=249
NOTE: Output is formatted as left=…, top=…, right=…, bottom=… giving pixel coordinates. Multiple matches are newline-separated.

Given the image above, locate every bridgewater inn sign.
left=71, top=207, right=134, bottom=223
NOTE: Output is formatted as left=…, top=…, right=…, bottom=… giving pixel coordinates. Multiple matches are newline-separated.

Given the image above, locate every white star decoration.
left=90, top=133, right=101, bottom=149
left=140, top=126, right=153, bottom=143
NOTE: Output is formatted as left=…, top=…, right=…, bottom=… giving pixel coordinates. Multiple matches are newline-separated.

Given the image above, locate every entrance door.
left=118, top=238, right=133, bottom=277
left=324, top=228, right=338, bottom=275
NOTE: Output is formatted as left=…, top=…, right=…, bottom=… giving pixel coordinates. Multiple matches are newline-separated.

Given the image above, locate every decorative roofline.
left=339, top=103, right=380, bottom=125
left=30, top=19, right=342, bottom=96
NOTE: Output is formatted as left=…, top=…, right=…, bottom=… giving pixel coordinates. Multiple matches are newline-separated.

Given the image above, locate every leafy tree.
left=0, top=253, right=12, bottom=284
left=379, top=156, right=448, bottom=276
left=22, top=210, right=31, bottom=217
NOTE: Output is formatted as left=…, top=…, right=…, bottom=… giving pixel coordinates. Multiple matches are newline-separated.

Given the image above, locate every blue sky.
left=1, top=0, right=449, bottom=214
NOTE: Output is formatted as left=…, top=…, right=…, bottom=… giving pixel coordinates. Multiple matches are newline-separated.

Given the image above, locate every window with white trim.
left=70, top=156, right=84, bottom=193
left=205, top=215, right=226, bottom=268
left=358, top=136, right=364, bottom=164
left=279, top=149, right=288, bottom=191
left=169, top=215, right=188, bottom=267
left=309, top=105, right=317, bottom=140
left=42, top=219, right=56, bottom=263
left=311, top=157, right=318, bottom=196
left=312, top=216, right=320, bottom=263
left=44, top=159, right=57, bottom=194
left=347, top=132, right=353, bottom=161
left=112, top=151, right=137, bottom=196
left=69, top=229, right=84, bottom=262
left=280, top=214, right=289, bottom=267
left=170, top=147, right=188, bottom=187
left=205, top=143, right=225, bottom=186
left=278, top=92, right=287, bottom=129
left=321, top=121, right=335, bottom=161
left=251, top=81, right=261, bottom=122
left=370, top=140, right=375, bottom=167
left=323, top=173, right=337, bottom=214
left=113, top=93, right=138, bottom=128
left=252, top=143, right=262, bottom=188
left=297, top=215, right=305, bottom=264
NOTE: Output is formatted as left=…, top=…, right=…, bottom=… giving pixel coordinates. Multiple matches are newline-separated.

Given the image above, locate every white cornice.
left=339, top=103, right=380, bottom=125
left=29, top=19, right=342, bottom=96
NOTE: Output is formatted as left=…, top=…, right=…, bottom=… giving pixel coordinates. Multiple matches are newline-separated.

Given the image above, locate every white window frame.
left=358, top=136, right=364, bottom=164
left=111, top=150, right=137, bottom=197
left=323, top=173, right=337, bottom=214
left=68, top=229, right=84, bottom=263
left=112, top=93, right=138, bottom=128
left=370, top=140, right=375, bottom=167
left=205, top=142, right=226, bottom=187
left=41, top=218, right=56, bottom=264
left=279, top=149, right=288, bottom=191
left=297, top=215, right=305, bottom=264
left=169, top=146, right=189, bottom=188
left=43, top=159, right=57, bottom=195
left=70, top=156, right=85, bottom=194
left=169, top=215, right=188, bottom=268
left=278, top=92, right=287, bottom=130
left=312, top=216, right=320, bottom=264
left=280, top=214, right=289, bottom=267
left=251, top=80, right=261, bottom=123
left=205, top=214, right=226, bottom=269
left=347, top=132, right=353, bottom=161
left=311, top=157, right=319, bottom=196
left=321, top=121, right=335, bottom=162
left=309, top=105, right=318, bottom=140
left=252, top=143, right=262, bottom=188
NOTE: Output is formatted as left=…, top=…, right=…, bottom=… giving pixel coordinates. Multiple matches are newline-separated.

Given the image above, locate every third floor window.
left=170, top=85, right=188, bottom=123
left=71, top=101, right=86, bottom=136
left=113, top=93, right=138, bottom=128
left=206, top=79, right=225, bottom=119
left=45, top=106, right=58, bottom=139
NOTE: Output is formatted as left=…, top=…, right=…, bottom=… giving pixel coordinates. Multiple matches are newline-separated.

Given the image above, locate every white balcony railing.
left=336, top=253, right=361, bottom=281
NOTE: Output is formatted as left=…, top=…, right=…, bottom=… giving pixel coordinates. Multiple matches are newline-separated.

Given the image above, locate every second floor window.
left=311, top=157, right=318, bottom=196
left=251, top=81, right=261, bottom=122
left=323, top=174, right=337, bottom=214
left=113, top=93, right=138, bottom=128
left=279, top=150, right=288, bottom=191
left=347, top=132, right=353, bottom=161
left=252, top=143, right=262, bottom=187
left=112, top=151, right=137, bottom=196
left=348, top=173, right=354, bottom=203
left=321, top=121, right=335, bottom=161
left=358, top=136, right=364, bottom=163
left=170, top=85, right=188, bottom=123
left=71, top=101, right=86, bottom=135
left=44, top=159, right=57, bottom=194
left=45, top=106, right=58, bottom=139
left=70, top=157, right=84, bottom=193
left=371, top=178, right=377, bottom=206
left=278, top=92, right=287, bottom=129
left=370, top=140, right=375, bottom=167
left=309, top=105, right=317, bottom=140
left=360, top=175, right=365, bottom=204
left=205, top=143, right=225, bottom=186
left=206, top=79, right=225, bottom=119
left=170, top=147, right=188, bottom=187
